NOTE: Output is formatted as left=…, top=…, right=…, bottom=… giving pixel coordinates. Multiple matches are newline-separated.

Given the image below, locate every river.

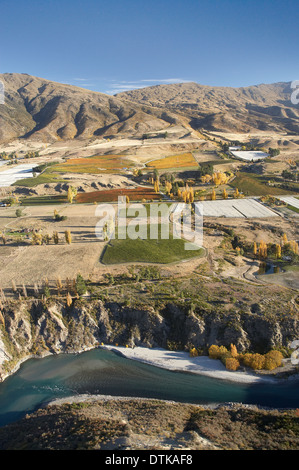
left=0, top=348, right=298, bottom=427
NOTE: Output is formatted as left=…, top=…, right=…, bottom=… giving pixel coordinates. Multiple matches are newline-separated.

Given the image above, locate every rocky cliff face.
left=0, top=298, right=298, bottom=379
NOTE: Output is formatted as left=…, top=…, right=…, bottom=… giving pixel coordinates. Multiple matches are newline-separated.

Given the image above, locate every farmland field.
left=76, top=187, right=161, bottom=203
left=101, top=225, right=204, bottom=264
left=13, top=172, right=66, bottom=188
left=146, top=153, right=198, bottom=170
left=51, top=155, right=134, bottom=174
left=21, top=195, right=68, bottom=205
left=229, top=172, right=297, bottom=196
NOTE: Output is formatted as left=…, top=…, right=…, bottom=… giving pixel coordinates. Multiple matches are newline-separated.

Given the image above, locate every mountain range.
left=0, top=73, right=298, bottom=144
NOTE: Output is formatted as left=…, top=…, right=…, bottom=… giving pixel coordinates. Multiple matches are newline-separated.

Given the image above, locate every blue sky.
left=1, top=0, right=298, bottom=94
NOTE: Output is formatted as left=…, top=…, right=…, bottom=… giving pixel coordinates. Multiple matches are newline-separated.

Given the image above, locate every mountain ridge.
left=116, top=80, right=299, bottom=134
left=0, top=73, right=179, bottom=144
left=0, top=73, right=298, bottom=144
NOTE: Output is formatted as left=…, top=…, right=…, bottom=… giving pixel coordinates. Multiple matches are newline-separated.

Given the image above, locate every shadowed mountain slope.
left=0, top=74, right=298, bottom=144
left=0, top=73, right=180, bottom=143
left=117, top=81, right=299, bottom=134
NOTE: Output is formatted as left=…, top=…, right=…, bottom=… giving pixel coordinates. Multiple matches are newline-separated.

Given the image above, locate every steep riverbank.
left=0, top=297, right=299, bottom=383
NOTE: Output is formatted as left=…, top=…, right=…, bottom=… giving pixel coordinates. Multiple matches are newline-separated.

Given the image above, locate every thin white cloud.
left=105, top=85, right=149, bottom=94
left=116, top=78, right=191, bottom=84
left=139, top=78, right=191, bottom=83
left=105, top=78, right=192, bottom=95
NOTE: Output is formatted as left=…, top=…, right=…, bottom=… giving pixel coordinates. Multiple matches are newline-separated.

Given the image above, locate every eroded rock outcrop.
left=0, top=299, right=298, bottom=379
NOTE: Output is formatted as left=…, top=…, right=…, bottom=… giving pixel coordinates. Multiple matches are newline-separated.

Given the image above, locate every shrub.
left=218, top=345, right=229, bottom=357
left=189, top=347, right=199, bottom=357
left=53, top=231, right=59, bottom=245
left=264, top=357, right=278, bottom=371
left=264, top=350, right=283, bottom=369
left=75, top=273, right=87, bottom=296
left=208, top=345, right=220, bottom=359
left=43, top=286, right=50, bottom=298
left=208, top=345, right=228, bottom=360
left=230, top=344, right=238, bottom=358
left=31, top=232, right=43, bottom=245
left=249, top=353, right=265, bottom=370
left=220, top=352, right=233, bottom=366
left=225, top=358, right=240, bottom=371
left=241, top=353, right=254, bottom=367
left=54, top=213, right=67, bottom=222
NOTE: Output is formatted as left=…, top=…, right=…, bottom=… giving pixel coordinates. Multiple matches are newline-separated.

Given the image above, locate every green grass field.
left=284, top=265, right=299, bottom=272
left=20, top=195, right=68, bottom=205
left=229, top=172, right=298, bottom=196
left=101, top=224, right=204, bottom=264
left=12, top=172, right=66, bottom=188
left=286, top=204, right=299, bottom=214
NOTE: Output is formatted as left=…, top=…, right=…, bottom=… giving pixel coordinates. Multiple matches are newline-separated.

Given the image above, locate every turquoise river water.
left=0, top=348, right=298, bottom=427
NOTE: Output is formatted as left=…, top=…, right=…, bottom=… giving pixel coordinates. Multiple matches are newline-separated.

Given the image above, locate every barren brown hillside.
left=117, top=81, right=299, bottom=134
left=0, top=74, right=298, bottom=144
left=0, top=73, right=181, bottom=143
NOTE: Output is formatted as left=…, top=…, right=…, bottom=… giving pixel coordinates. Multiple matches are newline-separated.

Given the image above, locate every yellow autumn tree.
left=208, top=345, right=228, bottom=359
left=31, top=232, right=42, bottom=245
left=249, top=353, right=265, bottom=370
left=65, top=230, right=72, bottom=245
left=56, top=277, right=63, bottom=294
left=258, top=240, right=267, bottom=259
left=234, top=188, right=240, bottom=198
left=230, top=344, right=238, bottom=358
left=212, top=172, right=229, bottom=186
left=67, top=186, right=74, bottom=204
left=189, top=347, right=199, bottom=357
left=201, top=174, right=212, bottom=184
left=189, top=187, right=194, bottom=203
left=276, top=244, right=281, bottom=259
left=290, top=240, right=299, bottom=255
left=66, top=292, right=72, bottom=307
left=165, top=181, right=172, bottom=195
left=225, top=357, right=240, bottom=371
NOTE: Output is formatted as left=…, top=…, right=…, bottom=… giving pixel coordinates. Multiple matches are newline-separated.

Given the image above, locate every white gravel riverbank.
left=102, top=345, right=273, bottom=384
